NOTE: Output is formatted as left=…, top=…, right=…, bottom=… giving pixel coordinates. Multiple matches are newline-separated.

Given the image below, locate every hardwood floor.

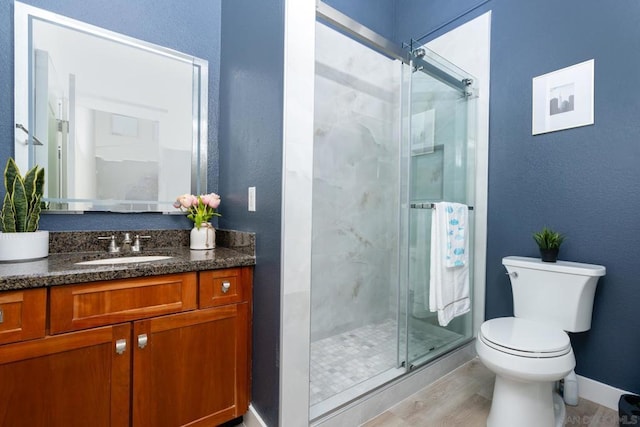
left=362, top=359, right=619, bottom=427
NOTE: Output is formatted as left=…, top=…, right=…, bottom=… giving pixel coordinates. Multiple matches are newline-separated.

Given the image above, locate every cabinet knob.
left=138, top=333, right=148, bottom=349
left=221, top=282, right=231, bottom=293
left=115, top=339, right=127, bottom=355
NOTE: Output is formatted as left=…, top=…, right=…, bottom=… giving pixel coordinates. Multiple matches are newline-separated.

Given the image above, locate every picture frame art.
left=532, top=59, right=594, bottom=135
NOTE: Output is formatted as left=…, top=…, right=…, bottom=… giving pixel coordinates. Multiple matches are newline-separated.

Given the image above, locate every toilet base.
left=487, top=375, right=565, bottom=427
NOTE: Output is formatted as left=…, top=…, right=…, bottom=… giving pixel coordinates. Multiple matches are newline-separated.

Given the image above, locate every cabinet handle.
left=138, top=334, right=148, bottom=349
left=0, top=308, right=3, bottom=324
left=221, top=281, right=231, bottom=293
left=115, top=339, right=127, bottom=355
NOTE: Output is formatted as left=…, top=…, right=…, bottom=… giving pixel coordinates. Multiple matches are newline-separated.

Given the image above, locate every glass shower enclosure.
left=310, top=17, right=477, bottom=418
left=401, top=47, right=476, bottom=370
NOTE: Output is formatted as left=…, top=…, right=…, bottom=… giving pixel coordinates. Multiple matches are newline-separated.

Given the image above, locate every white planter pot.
left=190, top=223, right=215, bottom=250
left=0, top=230, right=49, bottom=262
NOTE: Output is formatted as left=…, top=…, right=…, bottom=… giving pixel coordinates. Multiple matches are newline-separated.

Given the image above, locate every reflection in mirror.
left=14, top=2, right=208, bottom=212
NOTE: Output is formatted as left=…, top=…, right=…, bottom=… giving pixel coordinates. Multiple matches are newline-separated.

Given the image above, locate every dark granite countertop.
left=0, top=229, right=255, bottom=291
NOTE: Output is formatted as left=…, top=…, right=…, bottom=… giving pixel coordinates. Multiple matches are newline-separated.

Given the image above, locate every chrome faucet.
left=98, top=233, right=151, bottom=253
left=131, top=235, right=151, bottom=253
left=121, top=233, right=132, bottom=252
left=98, top=235, right=120, bottom=253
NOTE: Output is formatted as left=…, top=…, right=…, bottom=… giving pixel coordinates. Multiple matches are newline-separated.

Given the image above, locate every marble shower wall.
left=311, top=22, right=401, bottom=342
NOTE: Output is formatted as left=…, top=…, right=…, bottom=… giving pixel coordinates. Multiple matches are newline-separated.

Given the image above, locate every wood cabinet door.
left=199, top=267, right=252, bottom=308
left=0, top=323, right=131, bottom=427
left=0, top=288, right=46, bottom=345
left=132, top=304, right=250, bottom=427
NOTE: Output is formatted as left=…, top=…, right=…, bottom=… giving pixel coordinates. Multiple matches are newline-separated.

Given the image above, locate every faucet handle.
left=98, top=235, right=120, bottom=253
left=131, top=235, right=151, bottom=253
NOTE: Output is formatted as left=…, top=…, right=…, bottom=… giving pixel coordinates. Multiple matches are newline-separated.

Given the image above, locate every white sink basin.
left=75, top=255, right=173, bottom=266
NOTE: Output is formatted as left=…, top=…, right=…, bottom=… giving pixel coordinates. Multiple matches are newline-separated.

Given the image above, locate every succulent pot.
left=539, top=248, right=559, bottom=263
left=0, top=230, right=49, bottom=262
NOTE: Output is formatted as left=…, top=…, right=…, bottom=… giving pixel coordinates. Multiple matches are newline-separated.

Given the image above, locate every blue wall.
left=393, top=0, right=640, bottom=393
left=219, top=2, right=284, bottom=426
left=0, top=0, right=221, bottom=231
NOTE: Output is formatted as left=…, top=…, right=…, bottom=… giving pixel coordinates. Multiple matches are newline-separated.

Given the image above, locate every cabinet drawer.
left=50, top=273, right=197, bottom=334
left=199, top=267, right=252, bottom=308
left=0, top=288, right=46, bottom=345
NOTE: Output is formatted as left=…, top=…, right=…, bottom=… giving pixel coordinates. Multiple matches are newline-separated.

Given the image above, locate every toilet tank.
left=503, top=256, right=606, bottom=332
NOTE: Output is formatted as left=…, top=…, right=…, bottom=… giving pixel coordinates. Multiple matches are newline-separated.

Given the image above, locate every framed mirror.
left=14, top=2, right=208, bottom=213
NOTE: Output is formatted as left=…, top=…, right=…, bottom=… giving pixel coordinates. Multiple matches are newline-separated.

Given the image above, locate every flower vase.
left=190, top=223, right=215, bottom=250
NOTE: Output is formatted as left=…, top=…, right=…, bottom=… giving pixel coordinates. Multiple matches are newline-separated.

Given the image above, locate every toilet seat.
left=480, top=317, right=571, bottom=358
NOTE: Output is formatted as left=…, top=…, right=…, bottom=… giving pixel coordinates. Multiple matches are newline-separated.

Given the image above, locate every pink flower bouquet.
left=173, top=193, right=221, bottom=229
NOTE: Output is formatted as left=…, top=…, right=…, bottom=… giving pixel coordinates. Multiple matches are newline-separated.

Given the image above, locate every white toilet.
left=476, top=256, right=606, bottom=427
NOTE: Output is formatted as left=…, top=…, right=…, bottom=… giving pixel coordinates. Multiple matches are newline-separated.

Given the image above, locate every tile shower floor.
left=310, top=318, right=463, bottom=406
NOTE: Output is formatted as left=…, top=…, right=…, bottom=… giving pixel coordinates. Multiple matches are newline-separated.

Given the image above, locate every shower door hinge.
left=462, top=78, right=476, bottom=99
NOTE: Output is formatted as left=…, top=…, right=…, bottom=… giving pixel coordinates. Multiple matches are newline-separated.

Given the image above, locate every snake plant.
left=1, top=158, right=45, bottom=232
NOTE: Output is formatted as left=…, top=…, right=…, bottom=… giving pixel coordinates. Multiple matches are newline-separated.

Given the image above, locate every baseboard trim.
left=244, top=404, right=268, bottom=427
left=577, top=374, right=632, bottom=410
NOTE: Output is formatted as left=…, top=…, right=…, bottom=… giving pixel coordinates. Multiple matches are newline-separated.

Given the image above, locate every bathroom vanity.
left=0, top=229, right=255, bottom=427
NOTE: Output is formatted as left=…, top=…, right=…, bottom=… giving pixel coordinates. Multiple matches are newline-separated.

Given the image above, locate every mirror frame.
left=14, top=1, right=208, bottom=213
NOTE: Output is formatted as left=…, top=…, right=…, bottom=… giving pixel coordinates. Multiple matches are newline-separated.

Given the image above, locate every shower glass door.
left=310, top=18, right=477, bottom=419
left=310, top=21, right=403, bottom=417
left=402, top=49, right=476, bottom=369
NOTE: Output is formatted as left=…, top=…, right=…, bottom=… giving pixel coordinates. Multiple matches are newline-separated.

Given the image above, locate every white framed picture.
left=532, top=59, right=594, bottom=135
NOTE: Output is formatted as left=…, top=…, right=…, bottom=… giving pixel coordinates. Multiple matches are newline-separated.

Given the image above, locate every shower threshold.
left=310, top=366, right=404, bottom=420
left=408, top=335, right=471, bottom=370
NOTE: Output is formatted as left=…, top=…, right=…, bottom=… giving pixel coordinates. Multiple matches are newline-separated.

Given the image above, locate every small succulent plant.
left=533, top=227, right=565, bottom=250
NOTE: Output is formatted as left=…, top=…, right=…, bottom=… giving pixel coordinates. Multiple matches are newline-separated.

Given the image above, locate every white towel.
left=429, top=202, right=470, bottom=326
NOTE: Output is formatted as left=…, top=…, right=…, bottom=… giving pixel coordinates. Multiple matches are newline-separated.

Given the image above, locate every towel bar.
left=410, top=203, right=474, bottom=210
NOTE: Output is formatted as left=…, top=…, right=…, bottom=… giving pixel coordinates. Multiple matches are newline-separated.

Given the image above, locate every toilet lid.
left=480, top=317, right=571, bottom=358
